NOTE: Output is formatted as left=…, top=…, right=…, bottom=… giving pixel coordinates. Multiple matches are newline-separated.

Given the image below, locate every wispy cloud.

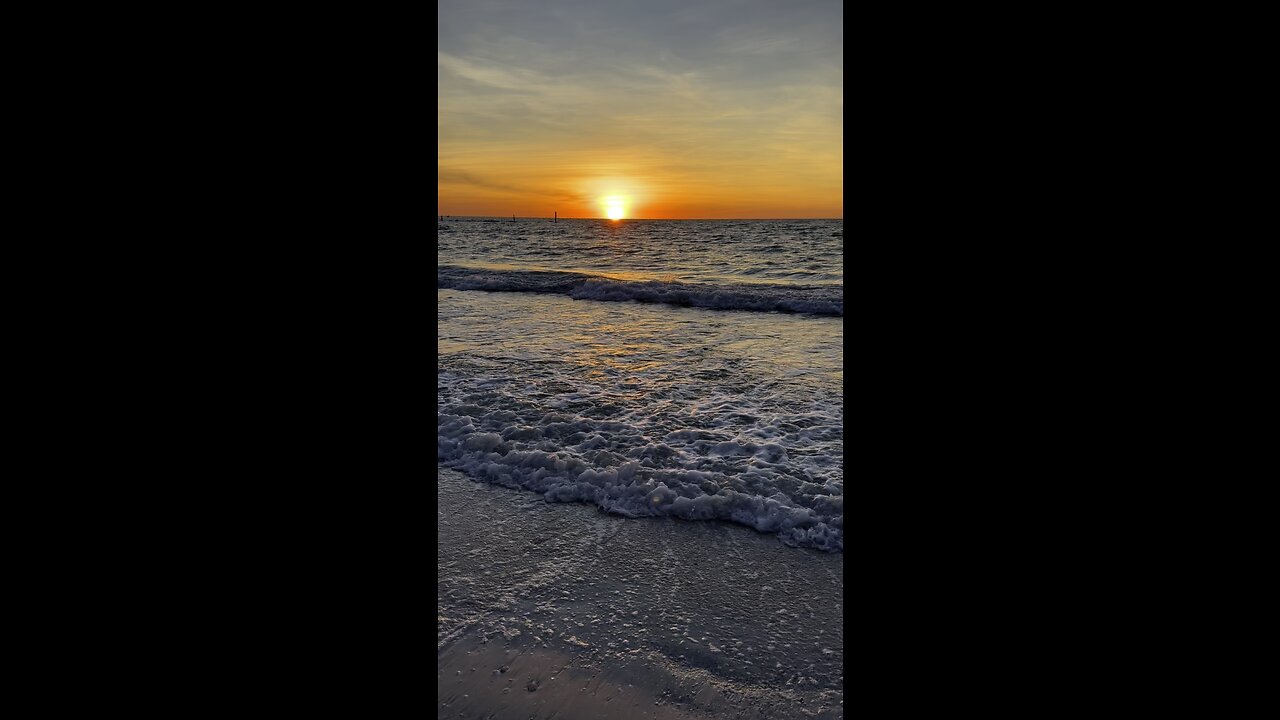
left=438, top=0, right=842, bottom=218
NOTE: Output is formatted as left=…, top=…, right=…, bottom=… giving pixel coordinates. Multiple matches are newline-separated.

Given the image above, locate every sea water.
left=438, top=218, right=844, bottom=550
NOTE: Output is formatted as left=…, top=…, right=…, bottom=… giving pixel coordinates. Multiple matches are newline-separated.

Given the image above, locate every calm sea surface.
left=438, top=218, right=844, bottom=550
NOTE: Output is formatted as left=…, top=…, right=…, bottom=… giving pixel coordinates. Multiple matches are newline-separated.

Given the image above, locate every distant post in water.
left=554, top=211, right=557, bottom=224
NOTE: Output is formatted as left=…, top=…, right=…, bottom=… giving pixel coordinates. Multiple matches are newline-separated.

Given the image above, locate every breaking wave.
left=438, top=414, right=844, bottom=552
left=438, top=265, right=843, bottom=316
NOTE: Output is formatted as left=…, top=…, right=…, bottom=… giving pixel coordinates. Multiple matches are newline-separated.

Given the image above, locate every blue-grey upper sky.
left=438, top=0, right=842, bottom=218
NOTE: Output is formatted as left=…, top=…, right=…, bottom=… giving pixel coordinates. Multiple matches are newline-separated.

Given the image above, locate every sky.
left=438, top=0, right=842, bottom=219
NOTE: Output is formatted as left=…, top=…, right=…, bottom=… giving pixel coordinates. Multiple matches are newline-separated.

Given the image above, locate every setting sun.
left=437, top=2, right=845, bottom=715
left=438, top=1, right=841, bottom=219
left=604, top=196, right=626, bottom=220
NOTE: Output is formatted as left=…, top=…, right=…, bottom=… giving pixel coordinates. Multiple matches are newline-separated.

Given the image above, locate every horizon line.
left=437, top=215, right=844, bottom=221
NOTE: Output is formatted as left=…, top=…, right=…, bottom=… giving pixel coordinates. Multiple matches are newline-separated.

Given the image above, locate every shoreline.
left=438, top=466, right=843, bottom=719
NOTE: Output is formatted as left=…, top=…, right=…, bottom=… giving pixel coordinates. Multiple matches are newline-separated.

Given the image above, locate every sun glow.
left=604, top=196, right=626, bottom=220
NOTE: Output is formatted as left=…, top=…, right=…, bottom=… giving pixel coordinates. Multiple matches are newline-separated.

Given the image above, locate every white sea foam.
left=438, top=421, right=843, bottom=551
left=439, top=220, right=843, bottom=550
left=435, top=298, right=844, bottom=548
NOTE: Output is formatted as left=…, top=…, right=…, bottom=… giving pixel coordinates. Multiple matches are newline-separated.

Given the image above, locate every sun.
left=603, top=196, right=626, bottom=220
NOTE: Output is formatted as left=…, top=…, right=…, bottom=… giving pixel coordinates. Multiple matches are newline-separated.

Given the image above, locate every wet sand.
left=438, top=467, right=844, bottom=719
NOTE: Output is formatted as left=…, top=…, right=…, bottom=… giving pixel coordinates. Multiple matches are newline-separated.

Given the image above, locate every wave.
left=438, top=265, right=843, bottom=316
left=438, top=414, right=844, bottom=552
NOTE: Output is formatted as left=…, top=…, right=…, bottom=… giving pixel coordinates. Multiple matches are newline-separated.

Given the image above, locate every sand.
left=438, top=467, right=844, bottom=719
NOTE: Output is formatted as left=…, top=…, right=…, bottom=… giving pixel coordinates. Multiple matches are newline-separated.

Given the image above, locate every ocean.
left=437, top=217, right=844, bottom=551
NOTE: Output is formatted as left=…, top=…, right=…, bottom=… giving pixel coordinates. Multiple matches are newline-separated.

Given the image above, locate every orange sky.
left=438, top=0, right=842, bottom=219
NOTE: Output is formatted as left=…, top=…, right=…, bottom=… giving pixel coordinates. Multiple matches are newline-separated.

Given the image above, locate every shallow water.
left=437, top=219, right=843, bottom=550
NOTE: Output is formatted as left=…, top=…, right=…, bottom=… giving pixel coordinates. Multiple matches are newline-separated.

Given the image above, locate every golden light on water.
left=604, top=196, right=626, bottom=220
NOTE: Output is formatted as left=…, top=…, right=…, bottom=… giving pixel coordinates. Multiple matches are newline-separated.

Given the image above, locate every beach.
left=438, top=466, right=844, bottom=719
left=438, top=218, right=843, bottom=717
left=438, top=0, right=845, bottom=708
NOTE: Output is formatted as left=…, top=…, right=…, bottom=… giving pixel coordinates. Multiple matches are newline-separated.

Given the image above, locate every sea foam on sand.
left=438, top=467, right=844, bottom=719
